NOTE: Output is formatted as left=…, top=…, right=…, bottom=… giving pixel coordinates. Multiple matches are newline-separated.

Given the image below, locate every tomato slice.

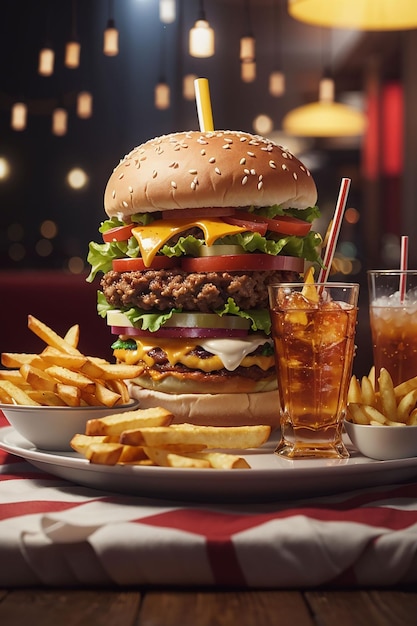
left=181, top=254, right=304, bottom=273
left=261, top=215, right=311, bottom=236
left=103, top=224, right=134, bottom=243
left=111, top=326, right=248, bottom=338
left=161, top=207, right=236, bottom=220
left=112, top=256, right=179, bottom=272
left=223, top=215, right=268, bottom=236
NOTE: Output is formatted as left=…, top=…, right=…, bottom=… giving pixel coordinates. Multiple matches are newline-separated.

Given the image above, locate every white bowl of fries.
left=1, top=400, right=140, bottom=451
left=0, top=314, right=145, bottom=450
left=344, top=420, right=417, bottom=461
left=345, top=366, right=417, bottom=460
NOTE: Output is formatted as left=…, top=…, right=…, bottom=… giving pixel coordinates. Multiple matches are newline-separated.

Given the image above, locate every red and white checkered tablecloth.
left=1, top=412, right=417, bottom=588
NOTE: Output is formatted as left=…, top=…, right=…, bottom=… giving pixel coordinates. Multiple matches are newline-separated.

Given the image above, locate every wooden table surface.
left=1, top=588, right=416, bottom=625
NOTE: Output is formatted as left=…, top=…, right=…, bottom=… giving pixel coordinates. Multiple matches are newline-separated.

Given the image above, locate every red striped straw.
left=399, top=235, right=408, bottom=303
left=317, top=177, right=351, bottom=286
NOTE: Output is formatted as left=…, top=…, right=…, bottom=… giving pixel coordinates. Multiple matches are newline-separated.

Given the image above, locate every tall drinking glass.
left=268, top=282, right=359, bottom=459
left=368, top=270, right=417, bottom=387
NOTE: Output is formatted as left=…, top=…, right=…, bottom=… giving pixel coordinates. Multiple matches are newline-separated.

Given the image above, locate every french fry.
left=397, top=388, right=417, bottom=423
left=27, top=315, right=82, bottom=356
left=64, top=324, right=80, bottom=349
left=70, top=433, right=121, bottom=453
left=378, top=368, right=397, bottom=422
left=361, top=376, right=376, bottom=408
left=120, top=423, right=271, bottom=450
left=26, top=390, right=67, bottom=406
left=85, top=407, right=174, bottom=436
left=1, top=352, right=46, bottom=369
left=348, top=375, right=362, bottom=404
left=45, top=365, right=96, bottom=391
left=84, top=443, right=125, bottom=465
left=20, top=363, right=57, bottom=393
left=92, top=381, right=122, bottom=408
left=0, top=369, right=29, bottom=386
left=347, top=403, right=370, bottom=425
left=57, top=383, right=81, bottom=407
left=186, top=451, right=251, bottom=469
left=81, top=360, right=142, bottom=381
left=0, top=380, right=40, bottom=406
left=144, top=447, right=211, bottom=469
left=40, top=346, right=87, bottom=369
left=362, top=404, right=387, bottom=425
left=407, top=409, right=417, bottom=426
left=394, top=375, right=417, bottom=400
left=367, top=366, right=376, bottom=390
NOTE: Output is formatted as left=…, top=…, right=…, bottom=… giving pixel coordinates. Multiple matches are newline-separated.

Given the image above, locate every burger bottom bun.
left=127, top=382, right=280, bottom=429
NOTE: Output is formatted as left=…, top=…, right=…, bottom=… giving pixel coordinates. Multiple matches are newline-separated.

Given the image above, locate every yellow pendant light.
left=283, top=77, right=366, bottom=137
left=288, top=0, right=417, bottom=30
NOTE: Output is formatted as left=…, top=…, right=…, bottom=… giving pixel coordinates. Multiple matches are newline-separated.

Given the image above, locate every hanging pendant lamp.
left=288, top=0, right=417, bottom=31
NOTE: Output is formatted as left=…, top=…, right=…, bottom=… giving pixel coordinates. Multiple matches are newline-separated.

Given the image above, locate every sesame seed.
left=208, top=157, right=216, bottom=163
left=118, top=173, right=124, bottom=179
left=300, top=165, right=306, bottom=172
left=224, top=137, right=233, bottom=143
left=215, top=167, right=221, bottom=175
left=244, top=168, right=250, bottom=175
left=169, top=161, right=179, bottom=168
left=171, top=181, right=177, bottom=189
left=112, top=190, right=116, bottom=199
left=191, top=181, right=196, bottom=190
left=189, top=169, right=198, bottom=174
left=240, top=137, right=247, bottom=142
left=250, top=169, right=256, bottom=175
left=125, top=161, right=131, bottom=166
left=201, top=149, right=206, bottom=155
left=222, top=144, right=230, bottom=150
left=282, top=164, right=288, bottom=171
left=257, top=181, right=263, bottom=190
left=282, top=152, right=288, bottom=159
left=240, top=158, right=246, bottom=165
left=269, top=160, right=276, bottom=169
left=247, top=151, right=255, bottom=157
left=242, top=175, right=248, bottom=185
left=258, top=174, right=263, bottom=181
left=152, top=170, right=158, bottom=178
left=122, top=201, right=129, bottom=208
left=293, top=172, right=298, bottom=180
left=128, top=186, right=133, bottom=193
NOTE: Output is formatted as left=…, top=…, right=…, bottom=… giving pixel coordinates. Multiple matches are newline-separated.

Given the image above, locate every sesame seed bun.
left=104, top=130, right=317, bottom=218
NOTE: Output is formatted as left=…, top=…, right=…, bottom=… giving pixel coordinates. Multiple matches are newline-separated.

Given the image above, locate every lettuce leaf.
left=97, top=292, right=271, bottom=334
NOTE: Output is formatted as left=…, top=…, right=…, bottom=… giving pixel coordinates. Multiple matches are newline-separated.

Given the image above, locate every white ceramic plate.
left=2, top=426, right=417, bottom=502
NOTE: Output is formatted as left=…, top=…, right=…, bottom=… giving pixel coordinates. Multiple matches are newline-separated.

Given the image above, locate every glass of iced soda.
left=268, top=282, right=359, bottom=459
left=368, top=270, right=417, bottom=387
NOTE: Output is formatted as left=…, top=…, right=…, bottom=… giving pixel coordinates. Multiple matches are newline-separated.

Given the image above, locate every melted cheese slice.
left=131, top=218, right=248, bottom=266
left=114, top=336, right=274, bottom=372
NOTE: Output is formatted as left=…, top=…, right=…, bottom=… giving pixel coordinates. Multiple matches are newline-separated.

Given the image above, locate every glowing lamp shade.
left=65, top=40, right=81, bottom=68
left=283, top=101, right=366, bottom=137
left=159, top=0, right=176, bottom=24
left=38, top=47, right=54, bottom=76
left=183, top=73, right=198, bottom=100
left=288, top=0, right=417, bottom=30
left=155, top=82, right=170, bottom=110
left=269, top=71, right=285, bottom=97
left=104, top=20, right=119, bottom=56
left=52, top=108, right=68, bottom=136
left=241, top=60, right=256, bottom=83
left=77, top=91, right=93, bottom=118
left=11, top=102, right=28, bottom=131
left=189, top=20, right=215, bottom=57
left=240, top=36, right=255, bottom=62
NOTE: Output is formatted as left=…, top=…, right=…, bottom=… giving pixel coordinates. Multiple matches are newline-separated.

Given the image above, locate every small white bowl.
left=344, top=419, right=417, bottom=460
left=0, top=400, right=139, bottom=451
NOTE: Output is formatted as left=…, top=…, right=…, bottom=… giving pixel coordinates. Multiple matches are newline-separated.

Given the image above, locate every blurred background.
left=1, top=0, right=417, bottom=372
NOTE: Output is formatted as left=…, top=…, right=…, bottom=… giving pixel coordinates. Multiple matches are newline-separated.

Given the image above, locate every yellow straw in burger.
left=194, top=77, right=214, bottom=132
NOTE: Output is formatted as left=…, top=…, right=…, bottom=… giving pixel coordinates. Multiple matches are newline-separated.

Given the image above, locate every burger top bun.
left=104, top=130, right=317, bottom=219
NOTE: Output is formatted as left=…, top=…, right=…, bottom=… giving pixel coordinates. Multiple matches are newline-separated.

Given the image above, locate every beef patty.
left=101, top=268, right=298, bottom=313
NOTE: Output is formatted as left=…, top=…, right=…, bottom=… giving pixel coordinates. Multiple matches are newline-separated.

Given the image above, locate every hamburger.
left=87, top=130, right=320, bottom=426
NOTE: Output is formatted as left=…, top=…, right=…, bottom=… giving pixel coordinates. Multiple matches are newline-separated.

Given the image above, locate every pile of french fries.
left=0, top=315, right=141, bottom=407
left=71, top=407, right=271, bottom=469
left=347, top=366, right=417, bottom=427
